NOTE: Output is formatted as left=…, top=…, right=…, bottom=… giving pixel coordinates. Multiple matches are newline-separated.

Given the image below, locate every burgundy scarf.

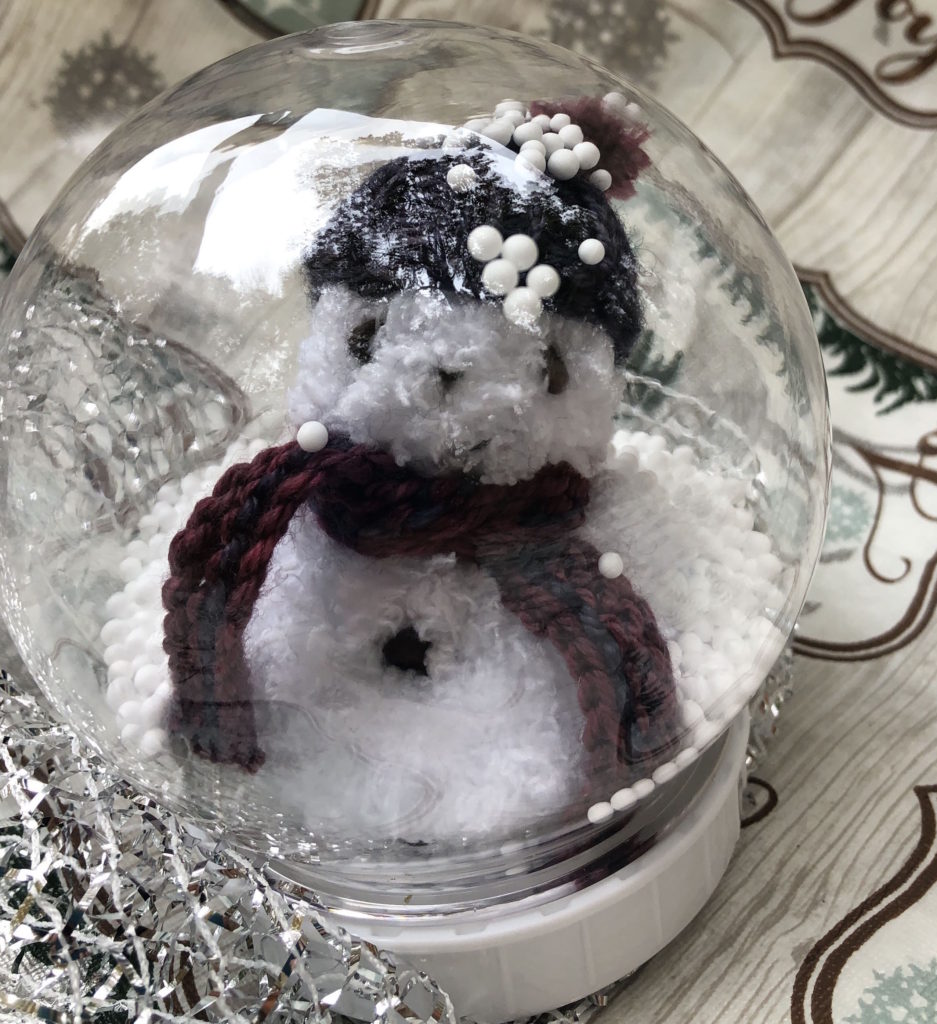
left=162, top=434, right=679, bottom=780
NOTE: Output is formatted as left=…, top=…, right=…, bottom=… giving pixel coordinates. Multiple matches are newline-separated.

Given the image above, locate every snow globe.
left=0, top=21, right=829, bottom=1021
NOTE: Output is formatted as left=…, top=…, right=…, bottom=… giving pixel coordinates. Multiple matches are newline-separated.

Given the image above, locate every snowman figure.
left=107, top=98, right=776, bottom=841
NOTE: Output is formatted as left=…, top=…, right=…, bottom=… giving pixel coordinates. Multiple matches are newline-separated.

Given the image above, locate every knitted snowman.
left=103, top=96, right=780, bottom=839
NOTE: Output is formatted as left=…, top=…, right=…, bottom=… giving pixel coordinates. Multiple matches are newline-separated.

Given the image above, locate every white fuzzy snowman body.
left=244, top=285, right=625, bottom=840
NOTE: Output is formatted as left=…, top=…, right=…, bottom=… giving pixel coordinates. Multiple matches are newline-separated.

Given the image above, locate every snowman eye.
left=545, top=345, right=569, bottom=395
left=347, top=314, right=384, bottom=364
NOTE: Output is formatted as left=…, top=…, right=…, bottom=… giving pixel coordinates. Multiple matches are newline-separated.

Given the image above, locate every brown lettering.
left=784, top=0, right=861, bottom=23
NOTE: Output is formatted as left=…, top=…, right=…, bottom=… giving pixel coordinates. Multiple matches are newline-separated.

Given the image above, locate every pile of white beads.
left=584, top=429, right=786, bottom=825
left=460, top=96, right=622, bottom=190
left=467, top=224, right=605, bottom=325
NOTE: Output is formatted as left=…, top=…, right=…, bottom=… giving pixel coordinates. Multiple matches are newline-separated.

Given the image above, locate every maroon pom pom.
left=530, top=95, right=650, bottom=200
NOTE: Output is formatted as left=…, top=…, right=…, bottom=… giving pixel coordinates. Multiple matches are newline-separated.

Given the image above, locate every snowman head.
left=291, top=148, right=645, bottom=485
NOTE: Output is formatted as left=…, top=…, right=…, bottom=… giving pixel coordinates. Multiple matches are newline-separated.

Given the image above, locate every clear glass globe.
left=0, top=21, right=829, bottom=915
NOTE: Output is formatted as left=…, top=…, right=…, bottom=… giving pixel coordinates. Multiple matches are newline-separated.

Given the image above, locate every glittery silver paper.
left=0, top=671, right=456, bottom=1024
left=746, top=641, right=795, bottom=772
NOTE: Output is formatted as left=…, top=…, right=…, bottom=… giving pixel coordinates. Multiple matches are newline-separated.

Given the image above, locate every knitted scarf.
left=162, top=435, right=679, bottom=781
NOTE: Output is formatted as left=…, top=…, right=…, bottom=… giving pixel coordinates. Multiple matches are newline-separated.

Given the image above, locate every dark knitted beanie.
left=303, top=149, right=645, bottom=363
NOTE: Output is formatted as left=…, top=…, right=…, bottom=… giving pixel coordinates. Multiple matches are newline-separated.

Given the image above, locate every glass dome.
left=0, top=21, right=829, bottom=916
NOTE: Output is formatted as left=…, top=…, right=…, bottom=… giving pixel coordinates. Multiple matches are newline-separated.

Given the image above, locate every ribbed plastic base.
left=351, top=712, right=747, bottom=1022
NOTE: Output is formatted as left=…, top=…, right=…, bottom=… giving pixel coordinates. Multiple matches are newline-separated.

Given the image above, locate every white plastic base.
left=349, top=712, right=748, bottom=1022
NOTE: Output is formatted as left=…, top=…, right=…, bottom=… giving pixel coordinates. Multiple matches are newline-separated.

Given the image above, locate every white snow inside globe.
left=0, top=21, right=829, bottom=1020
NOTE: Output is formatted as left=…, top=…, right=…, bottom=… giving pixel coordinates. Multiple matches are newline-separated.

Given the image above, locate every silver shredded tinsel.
left=0, top=665, right=633, bottom=1024
left=745, top=643, right=795, bottom=772
left=0, top=670, right=456, bottom=1024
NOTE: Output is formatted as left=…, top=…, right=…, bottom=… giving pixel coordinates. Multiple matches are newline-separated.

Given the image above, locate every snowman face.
left=289, top=284, right=624, bottom=484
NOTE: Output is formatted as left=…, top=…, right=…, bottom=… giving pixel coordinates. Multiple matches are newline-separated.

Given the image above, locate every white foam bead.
left=745, top=531, right=773, bottom=555
left=141, top=693, right=167, bottom=726
left=680, top=675, right=706, bottom=702
left=610, top=787, right=638, bottom=811
left=549, top=112, right=572, bottom=130
left=587, top=801, right=614, bottom=824
left=99, top=618, right=126, bottom=646
left=502, top=109, right=526, bottom=127
left=137, top=514, right=158, bottom=537
left=118, top=699, right=142, bottom=724
left=726, top=639, right=751, bottom=665
left=547, top=148, right=580, bottom=180
left=481, top=258, right=519, bottom=296
left=467, top=225, right=503, bottom=261
left=632, top=778, right=655, bottom=799
left=603, top=90, right=629, bottom=112
left=104, top=643, right=129, bottom=666
left=541, top=132, right=564, bottom=155
left=675, top=747, right=699, bottom=768
left=572, top=140, right=600, bottom=169
left=645, top=433, right=668, bottom=453
left=617, top=451, right=639, bottom=474
left=495, top=99, right=526, bottom=114
left=104, top=591, right=131, bottom=618
left=757, top=552, right=784, bottom=579
left=734, top=507, right=755, bottom=531
left=297, top=420, right=329, bottom=453
left=515, top=151, right=545, bottom=173
left=558, top=123, right=584, bottom=148
left=481, top=118, right=514, bottom=145
left=531, top=113, right=552, bottom=129
left=520, top=139, right=546, bottom=155
left=118, top=557, right=142, bottom=582
left=513, top=121, right=543, bottom=145
left=680, top=631, right=704, bottom=654
left=502, top=286, right=542, bottom=325
left=126, top=539, right=150, bottom=560
left=134, top=663, right=163, bottom=695
left=652, top=761, right=679, bottom=784
left=643, top=450, right=672, bottom=477
left=589, top=169, right=612, bottom=191
left=723, top=546, right=745, bottom=572
left=501, top=233, right=539, bottom=271
left=682, top=700, right=704, bottom=727
left=145, top=631, right=165, bottom=656
left=120, top=721, right=144, bottom=745
left=598, top=551, right=624, bottom=579
left=152, top=501, right=175, bottom=525
left=446, top=164, right=477, bottom=192
left=666, top=640, right=683, bottom=667
left=107, top=659, right=132, bottom=682
left=578, top=238, right=606, bottom=264
left=105, top=678, right=132, bottom=711
left=463, top=117, right=490, bottom=132
left=525, top=263, right=560, bottom=298
left=125, top=575, right=155, bottom=605
left=139, top=727, right=167, bottom=758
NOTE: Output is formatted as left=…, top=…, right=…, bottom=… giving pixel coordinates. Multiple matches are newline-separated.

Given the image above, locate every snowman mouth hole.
left=382, top=625, right=432, bottom=677
left=545, top=345, right=569, bottom=395
left=347, top=314, right=385, bottom=364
